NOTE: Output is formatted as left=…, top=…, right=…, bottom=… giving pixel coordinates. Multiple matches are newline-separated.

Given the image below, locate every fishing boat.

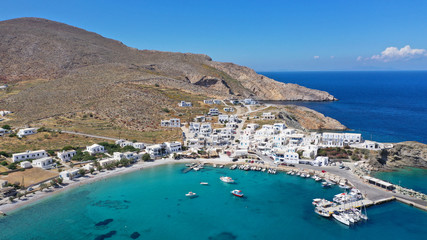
left=200, top=182, right=209, bottom=185
left=185, top=192, right=197, bottom=198
left=220, top=176, right=234, bottom=183
left=231, top=189, right=244, bottom=197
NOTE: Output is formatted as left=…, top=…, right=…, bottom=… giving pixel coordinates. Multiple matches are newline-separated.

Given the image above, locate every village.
left=0, top=98, right=426, bottom=214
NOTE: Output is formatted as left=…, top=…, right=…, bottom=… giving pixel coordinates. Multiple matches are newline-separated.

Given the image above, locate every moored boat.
left=220, top=176, right=235, bottom=183
left=200, top=182, right=209, bottom=185
left=185, top=192, right=197, bottom=198
left=231, top=189, right=244, bottom=197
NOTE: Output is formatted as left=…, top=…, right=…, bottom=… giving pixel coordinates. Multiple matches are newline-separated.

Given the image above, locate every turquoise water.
left=374, top=168, right=427, bottom=195
left=1, top=164, right=427, bottom=240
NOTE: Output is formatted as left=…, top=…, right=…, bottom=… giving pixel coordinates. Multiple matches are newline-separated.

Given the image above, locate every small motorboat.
left=185, top=192, right=197, bottom=198
left=231, top=189, right=244, bottom=197
left=200, top=182, right=209, bottom=185
left=220, top=176, right=234, bottom=183
left=322, top=182, right=332, bottom=188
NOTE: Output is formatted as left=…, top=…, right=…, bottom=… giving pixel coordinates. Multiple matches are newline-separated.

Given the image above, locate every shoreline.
left=0, top=158, right=197, bottom=215
left=0, top=156, right=238, bottom=215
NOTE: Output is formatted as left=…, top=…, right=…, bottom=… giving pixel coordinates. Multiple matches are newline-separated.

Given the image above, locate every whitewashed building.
left=86, top=144, right=105, bottom=155
left=204, top=99, right=214, bottom=104
left=32, top=157, right=53, bottom=169
left=161, top=118, right=181, bottom=127
left=313, top=156, right=329, bottom=166
left=165, top=142, right=182, bottom=153
left=146, top=143, right=167, bottom=157
left=273, top=149, right=299, bottom=164
left=213, top=99, right=222, bottom=105
left=57, top=150, right=77, bottom=162
left=262, top=112, right=275, bottom=120
left=223, top=107, right=234, bottom=112
left=321, top=133, right=362, bottom=147
left=17, top=128, right=37, bottom=138
left=60, top=169, right=81, bottom=180
left=178, top=101, right=192, bottom=107
left=12, top=150, right=48, bottom=163
left=20, top=161, right=32, bottom=169
left=208, top=108, right=219, bottom=116
left=243, top=99, right=258, bottom=105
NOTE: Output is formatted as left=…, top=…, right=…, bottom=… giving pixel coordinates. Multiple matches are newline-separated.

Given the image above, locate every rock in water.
left=95, top=219, right=114, bottom=227
left=130, top=232, right=141, bottom=239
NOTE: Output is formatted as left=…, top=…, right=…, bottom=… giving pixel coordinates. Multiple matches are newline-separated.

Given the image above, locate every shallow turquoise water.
left=374, top=167, right=427, bottom=194
left=1, top=164, right=427, bottom=240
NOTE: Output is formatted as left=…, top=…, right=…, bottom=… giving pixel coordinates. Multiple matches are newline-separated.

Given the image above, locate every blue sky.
left=2, top=0, right=427, bottom=71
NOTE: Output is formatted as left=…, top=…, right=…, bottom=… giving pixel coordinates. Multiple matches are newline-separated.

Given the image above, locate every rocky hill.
left=0, top=17, right=336, bottom=128
left=368, top=142, right=427, bottom=169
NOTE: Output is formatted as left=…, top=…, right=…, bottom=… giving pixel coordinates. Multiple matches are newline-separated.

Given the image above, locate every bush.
left=155, top=83, right=160, bottom=87
left=47, top=150, right=55, bottom=156
left=0, top=161, right=8, bottom=166
left=0, top=151, right=11, bottom=158
left=7, top=163, right=17, bottom=170
left=8, top=133, right=17, bottom=138
left=1, top=125, right=11, bottom=130
left=62, top=145, right=75, bottom=151
left=162, top=108, right=170, bottom=113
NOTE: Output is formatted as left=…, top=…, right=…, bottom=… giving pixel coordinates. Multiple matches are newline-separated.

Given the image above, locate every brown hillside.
left=0, top=17, right=336, bottom=129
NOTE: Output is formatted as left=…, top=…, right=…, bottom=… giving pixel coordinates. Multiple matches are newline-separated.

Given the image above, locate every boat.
left=231, top=189, right=244, bottom=197
left=322, top=182, right=332, bottom=188
left=219, top=165, right=224, bottom=168
left=220, top=176, right=235, bottom=183
left=312, top=198, right=323, bottom=205
left=200, top=182, right=209, bottom=185
left=185, top=192, right=197, bottom=198
left=314, top=207, right=331, bottom=217
left=332, top=211, right=351, bottom=226
left=339, top=183, right=350, bottom=189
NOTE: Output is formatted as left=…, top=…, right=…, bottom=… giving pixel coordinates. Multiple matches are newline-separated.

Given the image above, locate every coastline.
left=0, top=157, right=237, bottom=215
left=0, top=158, right=193, bottom=215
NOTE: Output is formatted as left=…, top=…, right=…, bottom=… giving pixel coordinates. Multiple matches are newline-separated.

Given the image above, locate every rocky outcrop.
left=368, top=141, right=427, bottom=169
left=210, top=62, right=337, bottom=101
left=278, top=105, right=347, bottom=130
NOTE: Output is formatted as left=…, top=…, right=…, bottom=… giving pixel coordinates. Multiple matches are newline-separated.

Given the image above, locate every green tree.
left=142, top=153, right=151, bottom=161
left=17, top=192, right=23, bottom=200
left=78, top=169, right=86, bottom=176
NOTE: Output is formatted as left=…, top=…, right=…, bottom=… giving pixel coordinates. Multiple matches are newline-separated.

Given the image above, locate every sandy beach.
left=0, top=156, right=237, bottom=215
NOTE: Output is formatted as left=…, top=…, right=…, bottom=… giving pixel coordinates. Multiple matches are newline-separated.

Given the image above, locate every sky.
left=1, top=0, right=427, bottom=71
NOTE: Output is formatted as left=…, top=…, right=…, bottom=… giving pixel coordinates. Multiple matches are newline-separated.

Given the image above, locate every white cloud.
left=356, top=56, right=363, bottom=61
left=313, top=56, right=320, bottom=59
left=330, top=56, right=335, bottom=59
left=370, top=45, right=427, bottom=62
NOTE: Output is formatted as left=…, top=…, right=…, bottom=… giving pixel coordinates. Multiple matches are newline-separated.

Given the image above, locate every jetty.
left=322, top=197, right=395, bottom=214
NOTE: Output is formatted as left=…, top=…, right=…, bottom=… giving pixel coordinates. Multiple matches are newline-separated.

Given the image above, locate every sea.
left=261, top=71, right=427, bottom=194
left=1, top=164, right=427, bottom=240
left=261, top=71, right=427, bottom=144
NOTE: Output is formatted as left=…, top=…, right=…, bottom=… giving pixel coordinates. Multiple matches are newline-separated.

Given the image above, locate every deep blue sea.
left=261, top=71, right=427, bottom=143
left=1, top=164, right=427, bottom=240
